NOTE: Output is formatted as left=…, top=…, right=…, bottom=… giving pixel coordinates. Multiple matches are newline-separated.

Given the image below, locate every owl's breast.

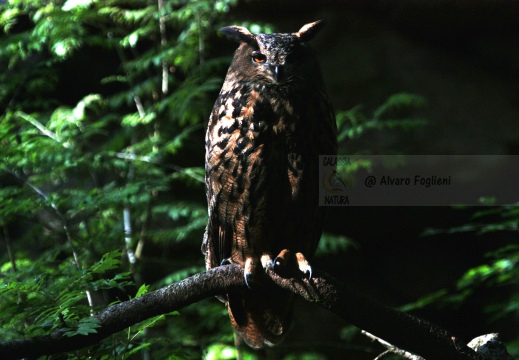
left=207, top=83, right=314, bottom=196
left=205, top=80, right=329, bottom=262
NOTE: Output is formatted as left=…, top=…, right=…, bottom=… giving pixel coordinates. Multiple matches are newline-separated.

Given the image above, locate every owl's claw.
left=299, top=262, right=312, bottom=280
left=244, top=273, right=251, bottom=288
left=244, top=257, right=254, bottom=289
left=272, top=256, right=285, bottom=274
left=261, top=254, right=274, bottom=272
left=242, top=253, right=311, bottom=288
left=271, top=250, right=312, bottom=279
left=220, top=259, right=232, bottom=266
left=272, top=249, right=291, bottom=276
left=296, top=252, right=312, bottom=280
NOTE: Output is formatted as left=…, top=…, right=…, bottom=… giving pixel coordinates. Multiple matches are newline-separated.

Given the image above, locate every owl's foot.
left=233, top=253, right=311, bottom=288
left=220, top=259, right=232, bottom=266
left=296, top=252, right=312, bottom=280
left=272, top=249, right=312, bottom=279
left=220, top=258, right=255, bottom=289
left=261, top=254, right=274, bottom=271
left=244, top=257, right=258, bottom=289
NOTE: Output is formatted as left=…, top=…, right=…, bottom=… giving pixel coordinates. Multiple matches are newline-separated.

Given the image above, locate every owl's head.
left=220, top=21, right=325, bottom=86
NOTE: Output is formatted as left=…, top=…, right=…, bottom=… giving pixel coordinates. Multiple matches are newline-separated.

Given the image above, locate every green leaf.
left=135, top=284, right=149, bottom=298
left=121, top=112, right=156, bottom=127
left=63, top=317, right=101, bottom=337
left=90, top=250, right=123, bottom=274
left=316, top=233, right=357, bottom=256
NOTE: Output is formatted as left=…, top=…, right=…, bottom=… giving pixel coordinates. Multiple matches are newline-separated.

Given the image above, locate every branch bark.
left=0, top=265, right=489, bottom=360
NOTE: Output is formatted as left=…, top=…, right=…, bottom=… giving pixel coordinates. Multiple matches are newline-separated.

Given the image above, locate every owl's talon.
left=261, top=254, right=273, bottom=272
left=244, top=272, right=251, bottom=289
left=220, top=259, right=232, bottom=266
left=244, top=257, right=255, bottom=289
left=270, top=259, right=276, bottom=269
left=295, top=252, right=312, bottom=279
left=302, top=265, right=312, bottom=280
left=272, top=256, right=285, bottom=274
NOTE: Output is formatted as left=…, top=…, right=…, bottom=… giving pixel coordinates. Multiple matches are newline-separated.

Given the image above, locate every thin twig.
left=16, top=111, right=60, bottom=142
left=158, top=0, right=168, bottom=95
left=1, top=225, right=17, bottom=272
left=197, top=10, right=205, bottom=79
left=363, top=330, right=426, bottom=360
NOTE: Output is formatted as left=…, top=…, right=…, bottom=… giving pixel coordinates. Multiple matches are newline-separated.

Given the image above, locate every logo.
left=322, top=168, right=352, bottom=193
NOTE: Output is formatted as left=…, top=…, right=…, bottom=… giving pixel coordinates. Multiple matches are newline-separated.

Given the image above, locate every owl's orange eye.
left=252, top=52, right=267, bottom=63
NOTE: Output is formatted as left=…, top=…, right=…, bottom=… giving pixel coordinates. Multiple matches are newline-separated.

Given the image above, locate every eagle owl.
left=202, top=20, right=338, bottom=348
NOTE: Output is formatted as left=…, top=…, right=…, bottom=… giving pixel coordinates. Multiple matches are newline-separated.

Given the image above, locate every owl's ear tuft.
left=220, top=26, right=257, bottom=45
left=296, top=20, right=325, bottom=42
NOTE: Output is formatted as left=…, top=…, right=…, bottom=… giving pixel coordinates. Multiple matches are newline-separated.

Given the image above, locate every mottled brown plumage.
left=202, top=21, right=337, bottom=348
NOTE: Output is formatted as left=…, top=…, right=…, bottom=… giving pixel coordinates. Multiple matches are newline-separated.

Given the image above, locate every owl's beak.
left=271, top=65, right=282, bottom=82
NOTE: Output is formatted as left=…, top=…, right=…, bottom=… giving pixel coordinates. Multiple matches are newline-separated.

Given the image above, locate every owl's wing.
left=203, top=86, right=239, bottom=269
left=203, top=207, right=228, bottom=268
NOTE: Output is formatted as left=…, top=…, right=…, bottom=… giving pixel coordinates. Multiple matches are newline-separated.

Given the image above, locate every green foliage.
left=205, top=343, right=241, bottom=360
left=422, top=205, right=519, bottom=298
left=63, top=317, right=101, bottom=337
left=0, top=248, right=131, bottom=340
left=316, top=233, right=357, bottom=256
left=335, top=92, right=427, bottom=178
left=336, top=92, right=427, bottom=145
left=0, top=0, right=237, bottom=358
left=414, top=205, right=519, bottom=356
left=458, top=253, right=517, bottom=293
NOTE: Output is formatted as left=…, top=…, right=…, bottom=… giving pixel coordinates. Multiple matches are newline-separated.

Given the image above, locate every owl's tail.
left=227, top=286, right=294, bottom=349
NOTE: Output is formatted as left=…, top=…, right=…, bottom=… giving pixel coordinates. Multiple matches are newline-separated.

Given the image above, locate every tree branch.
left=267, top=269, right=487, bottom=359
left=0, top=265, right=240, bottom=359
left=0, top=265, right=496, bottom=359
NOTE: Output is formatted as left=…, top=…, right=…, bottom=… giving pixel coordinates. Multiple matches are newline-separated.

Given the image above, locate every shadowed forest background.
left=0, top=0, right=518, bottom=359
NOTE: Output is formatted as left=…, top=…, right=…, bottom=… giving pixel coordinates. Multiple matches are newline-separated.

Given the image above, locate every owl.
left=202, top=20, right=338, bottom=348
